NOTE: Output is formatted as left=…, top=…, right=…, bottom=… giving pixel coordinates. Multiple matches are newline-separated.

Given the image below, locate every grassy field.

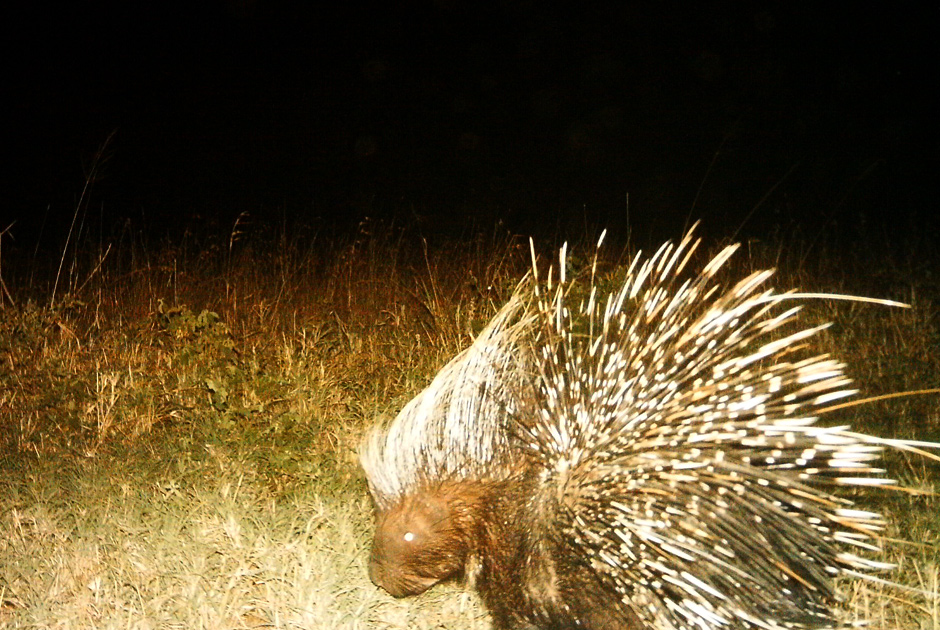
left=0, top=220, right=937, bottom=629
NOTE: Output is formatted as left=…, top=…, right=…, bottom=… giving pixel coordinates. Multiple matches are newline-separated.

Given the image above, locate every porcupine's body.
left=360, top=227, right=898, bottom=630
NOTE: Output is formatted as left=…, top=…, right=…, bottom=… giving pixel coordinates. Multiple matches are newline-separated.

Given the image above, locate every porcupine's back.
left=363, top=227, right=894, bottom=630
left=512, top=230, right=888, bottom=629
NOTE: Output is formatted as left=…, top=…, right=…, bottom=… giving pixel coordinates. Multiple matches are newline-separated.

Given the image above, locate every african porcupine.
left=360, top=226, right=914, bottom=630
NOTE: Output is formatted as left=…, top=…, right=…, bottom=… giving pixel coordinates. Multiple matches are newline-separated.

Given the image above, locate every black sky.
left=3, top=0, right=936, bottom=243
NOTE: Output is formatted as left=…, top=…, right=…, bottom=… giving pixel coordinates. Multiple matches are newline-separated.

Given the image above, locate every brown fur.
left=368, top=481, right=489, bottom=597
left=369, top=475, right=643, bottom=630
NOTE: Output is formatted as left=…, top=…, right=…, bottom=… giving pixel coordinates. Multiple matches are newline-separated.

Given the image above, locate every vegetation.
left=0, top=218, right=937, bottom=629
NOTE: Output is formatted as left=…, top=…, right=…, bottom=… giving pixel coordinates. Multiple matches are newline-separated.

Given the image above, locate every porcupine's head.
left=360, top=290, right=534, bottom=597
left=367, top=481, right=494, bottom=597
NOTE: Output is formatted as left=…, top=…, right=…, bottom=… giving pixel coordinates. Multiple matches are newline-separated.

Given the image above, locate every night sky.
left=4, top=1, right=936, bottom=245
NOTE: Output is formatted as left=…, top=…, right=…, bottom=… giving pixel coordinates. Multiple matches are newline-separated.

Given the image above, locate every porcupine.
left=360, top=226, right=911, bottom=630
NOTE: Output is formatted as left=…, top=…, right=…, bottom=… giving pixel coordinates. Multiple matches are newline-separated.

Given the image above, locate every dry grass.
left=0, top=220, right=937, bottom=629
